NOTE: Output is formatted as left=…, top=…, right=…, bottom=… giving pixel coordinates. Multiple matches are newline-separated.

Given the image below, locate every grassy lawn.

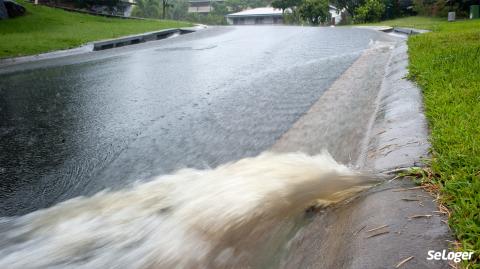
left=364, top=16, right=446, bottom=30
left=0, top=1, right=191, bottom=58
left=378, top=17, right=480, bottom=266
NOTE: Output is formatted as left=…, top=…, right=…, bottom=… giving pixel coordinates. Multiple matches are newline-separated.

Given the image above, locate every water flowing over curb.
left=279, top=36, right=451, bottom=269
left=359, top=40, right=430, bottom=172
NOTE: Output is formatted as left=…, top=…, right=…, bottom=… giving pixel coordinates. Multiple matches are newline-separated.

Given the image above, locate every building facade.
left=329, top=5, right=342, bottom=25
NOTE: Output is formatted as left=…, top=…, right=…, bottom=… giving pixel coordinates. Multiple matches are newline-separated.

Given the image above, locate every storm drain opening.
left=130, top=38, right=142, bottom=45
left=155, top=32, right=175, bottom=39
left=99, top=43, right=114, bottom=50
left=93, top=29, right=195, bottom=51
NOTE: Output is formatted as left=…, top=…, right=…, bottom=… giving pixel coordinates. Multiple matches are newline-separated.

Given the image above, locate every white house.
left=225, top=5, right=342, bottom=25
left=225, top=7, right=284, bottom=25
left=329, top=5, right=342, bottom=25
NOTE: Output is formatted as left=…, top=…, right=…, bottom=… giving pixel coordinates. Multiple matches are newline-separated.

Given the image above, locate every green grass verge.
left=363, top=16, right=445, bottom=30
left=0, top=1, right=191, bottom=58
left=377, top=16, right=480, bottom=266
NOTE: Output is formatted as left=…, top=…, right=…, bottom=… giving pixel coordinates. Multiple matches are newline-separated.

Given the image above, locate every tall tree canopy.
left=168, top=0, right=188, bottom=19
left=330, top=0, right=364, bottom=16
left=131, top=0, right=160, bottom=18
left=272, top=0, right=302, bottom=13
left=161, top=0, right=173, bottom=18
left=354, top=0, right=385, bottom=22
left=0, top=0, right=8, bottom=19
left=298, top=0, right=330, bottom=24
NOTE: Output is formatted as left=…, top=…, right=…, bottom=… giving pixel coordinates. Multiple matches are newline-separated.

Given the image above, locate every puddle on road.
left=156, top=44, right=218, bottom=52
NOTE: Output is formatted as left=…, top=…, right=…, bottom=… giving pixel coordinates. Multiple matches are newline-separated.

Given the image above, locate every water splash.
left=0, top=152, right=378, bottom=269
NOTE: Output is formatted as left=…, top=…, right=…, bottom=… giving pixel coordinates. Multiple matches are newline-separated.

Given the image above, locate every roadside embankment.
left=0, top=0, right=191, bottom=58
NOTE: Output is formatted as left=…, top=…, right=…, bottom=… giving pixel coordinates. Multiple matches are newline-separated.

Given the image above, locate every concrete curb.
left=393, top=27, right=430, bottom=35
left=280, top=38, right=451, bottom=269
left=362, top=41, right=431, bottom=172
left=378, top=26, right=394, bottom=32
left=354, top=26, right=429, bottom=36
left=354, top=25, right=393, bottom=32
left=92, top=28, right=195, bottom=51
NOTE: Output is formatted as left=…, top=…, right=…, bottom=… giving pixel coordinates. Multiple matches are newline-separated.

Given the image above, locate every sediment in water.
left=0, top=152, right=377, bottom=269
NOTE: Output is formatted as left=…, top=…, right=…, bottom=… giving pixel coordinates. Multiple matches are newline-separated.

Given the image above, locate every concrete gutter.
left=394, top=27, right=430, bottom=35
left=276, top=29, right=451, bottom=269
left=361, top=41, right=430, bottom=172
left=351, top=39, right=451, bottom=269
left=354, top=25, right=394, bottom=32
left=355, top=26, right=429, bottom=35
left=92, top=28, right=197, bottom=51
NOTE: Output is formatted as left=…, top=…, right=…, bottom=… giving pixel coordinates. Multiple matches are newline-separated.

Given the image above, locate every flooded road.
left=0, top=26, right=393, bottom=216
left=0, top=26, right=450, bottom=269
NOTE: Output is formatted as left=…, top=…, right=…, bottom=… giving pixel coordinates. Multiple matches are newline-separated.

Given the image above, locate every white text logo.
left=427, top=250, right=474, bottom=263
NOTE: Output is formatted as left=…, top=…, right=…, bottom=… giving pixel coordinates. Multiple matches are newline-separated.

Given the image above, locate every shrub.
left=298, top=0, right=331, bottom=25
left=354, top=0, right=385, bottom=22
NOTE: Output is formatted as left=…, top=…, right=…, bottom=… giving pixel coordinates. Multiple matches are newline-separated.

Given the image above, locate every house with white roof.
left=225, top=7, right=284, bottom=25
left=225, top=5, right=342, bottom=25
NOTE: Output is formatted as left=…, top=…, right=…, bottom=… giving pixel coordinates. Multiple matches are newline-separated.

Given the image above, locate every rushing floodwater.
left=0, top=152, right=377, bottom=268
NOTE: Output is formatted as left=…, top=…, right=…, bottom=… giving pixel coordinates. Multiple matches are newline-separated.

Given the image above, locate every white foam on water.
left=0, top=152, right=377, bottom=269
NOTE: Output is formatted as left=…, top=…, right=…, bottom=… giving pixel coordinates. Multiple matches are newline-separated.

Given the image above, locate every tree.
left=354, top=0, right=385, bottom=22
left=247, top=0, right=272, bottom=8
left=211, top=1, right=229, bottom=15
left=161, top=0, right=173, bottom=19
left=168, top=0, right=189, bottom=19
left=272, top=0, right=290, bottom=13
left=382, top=0, right=400, bottom=19
left=298, top=0, right=331, bottom=24
left=411, top=0, right=474, bottom=17
left=75, top=0, right=120, bottom=12
left=132, top=0, right=160, bottom=18
left=0, top=0, right=8, bottom=20
left=272, top=0, right=302, bottom=13
left=225, top=0, right=248, bottom=12
left=330, top=0, right=364, bottom=17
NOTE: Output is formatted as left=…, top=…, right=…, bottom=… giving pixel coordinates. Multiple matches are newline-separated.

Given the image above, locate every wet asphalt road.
left=0, top=26, right=391, bottom=216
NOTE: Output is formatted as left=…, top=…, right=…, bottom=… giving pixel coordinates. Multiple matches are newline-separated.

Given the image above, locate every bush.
left=354, top=0, right=385, bottom=22
left=74, top=0, right=120, bottom=10
left=130, top=0, right=160, bottom=18
left=298, top=0, right=331, bottom=25
left=413, top=0, right=472, bottom=17
left=187, top=13, right=226, bottom=25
